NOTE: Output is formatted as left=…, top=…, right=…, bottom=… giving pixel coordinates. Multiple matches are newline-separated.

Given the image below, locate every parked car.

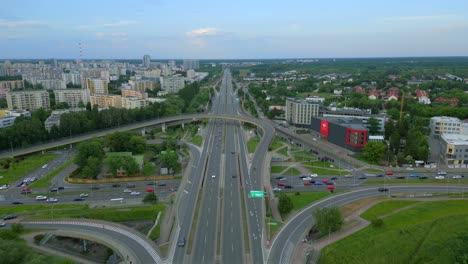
left=303, top=181, right=312, bottom=186
left=302, top=177, right=312, bottom=181
left=3, top=215, right=17, bottom=221
left=314, top=181, right=323, bottom=185
left=437, top=171, right=447, bottom=175
left=35, top=196, right=47, bottom=201
left=277, top=182, right=286, bottom=187
left=0, top=184, right=9, bottom=190
left=385, top=171, right=394, bottom=176
left=435, top=175, right=445, bottom=180
left=378, top=188, right=389, bottom=192
left=284, top=185, right=293, bottom=189
left=326, top=182, right=335, bottom=185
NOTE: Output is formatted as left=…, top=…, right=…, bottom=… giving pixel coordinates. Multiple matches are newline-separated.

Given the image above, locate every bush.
left=295, top=192, right=301, bottom=196
left=371, top=218, right=384, bottom=228
left=278, top=193, right=294, bottom=215
left=143, top=193, right=158, bottom=204
left=34, top=234, right=45, bottom=244
left=11, top=223, right=24, bottom=234
left=313, top=207, right=343, bottom=238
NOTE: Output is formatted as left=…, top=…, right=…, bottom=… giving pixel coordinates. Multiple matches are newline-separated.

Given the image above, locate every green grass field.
left=271, top=166, right=287, bottom=174
left=320, top=200, right=468, bottom=264
left=304, top=166, right=346, bottom=176
left=269, top=141, right=283, bottom=151
left=0, top=154, right=58, bottom=185
left=30, top=159, right=75, bottom=188
left=247, top=136, right=260, bottom=153
left=283, top=167, right=301, bottom=176
left=191, top=135, right=203, bottom=146
left=286, top=191, right=331, bottom=213
left=276, top=146, right=289, bottom=157
left=0, top=204, right=165, bottom=222
left=360, top=200, right=419, bottom=220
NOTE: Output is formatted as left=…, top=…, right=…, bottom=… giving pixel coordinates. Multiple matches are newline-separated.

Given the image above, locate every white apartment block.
left=62, top=73, right=82, bottom=86
left=35, top=79, right=66, bottom=90
left=161, top=76, right=185, bottom=93
left=122, top=97, right=149, bottom=109
left=430, top=116, right=462, bottom=137
left=86, top=78, right=108, bottom=95
left=285, top=98, right=320, bottom=126
left=6, top=90, right=50, bottom=111
left=54, top=89, right=90, bottom=108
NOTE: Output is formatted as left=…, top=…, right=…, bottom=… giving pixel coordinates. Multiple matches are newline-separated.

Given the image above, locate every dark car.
left=49, top=188, right=58, bottom=192
left=378, top=188, right=389, bottom=192
left=178, top=237, right=186, bottom=247
left=58, top=186, right=65, bottom=190
left=358, top=176, right=367, bottom=180
left=308, top=180, right=316, bottom=184
left=284, top=185, right=293, bottom=189
left=326, top=182, right=335, bottom=185
left=232, top=175, right=237, bottom=178
left=376, top=174, right=384, bottom=177
left=126, top=184, right=136, bottom=188
left=73, top=198, right=84, bottom=201
left=396, top=176, right=405, bottom=179
left=112, top=184, right=121, bottom=188
left=299, top=176, right=307, bottom=179
left=3, top=215, right=17, bottom=221
left=11, top=201, right=23, bottom=205
left=147, top=182, right=156, bottom=185
left=418, top=176, right=428, bottom=179
left=275, top=176, right=285, bottom=180
left=330, top=177, right=338, bottom=180
left=91, top=186, right=100, bottom=190
left=158, top=183, right=167, bottom=187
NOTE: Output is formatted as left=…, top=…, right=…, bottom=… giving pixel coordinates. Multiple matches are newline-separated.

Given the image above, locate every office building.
left=143, top=55, right=151, bottom=67
left=439, top=134, right=468, bottom=167
left=183, top=59, right=199, bottom=70
left=54, top=89, right=90, bottom=108
left=311, top=116, right=369, bottom=152
left=6, top=90, right=50, bottom=111
left=430, top=116, right=462, bottom=137
left=86, top=78, right=108, bottom=95
left=321, top=106, right=386, bottom=133
left=161, top=76, right=185, bottom=93
left=285, top=98, right=320, bottom=126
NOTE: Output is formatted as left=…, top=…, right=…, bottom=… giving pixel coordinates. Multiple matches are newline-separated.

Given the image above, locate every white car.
left=437, top=171, right=447, bottom=175
left=79, top=193, right=89, bottom=198
left=130, top=191, right=141, bottom=196
left=0, top=222, right=6, bottom=227
left=0, top=184, right=9, bottom=190
left=35, top=195, right=47, bottom=201
left=272, top=187, right=282, bottom=191
left=212, top=175, right=216, bottom=178
left=310, top=173, right=318, bottom=178
left=123, top=189, right=132, bottom=193
left=302, top=177, right=312, bottom=181
left=452, top=175, right=464, bottom=179
left=435, top=176, right=445, bottom=180
left=46, top=198, right=59, bottom=203
left=405, top=167, right=414, bottom=171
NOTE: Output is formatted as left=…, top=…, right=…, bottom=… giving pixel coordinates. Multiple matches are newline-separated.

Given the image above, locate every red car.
left=21, top=188, right=31, bottom=194
left=277, top=182, right=286, bottom=187
left=385, top=171, right=393, bottom=176
left=303, top=181, right=312, bottom=186
left=322, top=179, right=330, bottom=184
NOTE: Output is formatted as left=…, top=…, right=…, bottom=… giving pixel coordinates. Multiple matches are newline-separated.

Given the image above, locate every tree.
left=160, top=150, right=179, bottom=173
left=129, top=135, right=146, bottom=154
left=363, top=141, right=387, bottom=163
left=106, top=156, right=140, bottom=177
left=81, top=156, right=102, bottom=179
left=278, top=193, right=293, bottom=215
left=75, top=141, right=105, bottom=169
left=143, top=192, right=158, bottom=204
left=390, top=131, right=400, bottom=154
left=313, top=207, right=343, bottom=238
left=368, top=117, right=380, bottom=135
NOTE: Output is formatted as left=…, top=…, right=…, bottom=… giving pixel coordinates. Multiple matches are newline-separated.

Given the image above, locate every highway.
left=267, top=185, right=468, bottom=264
left=220, top=70, right=244, bottom=263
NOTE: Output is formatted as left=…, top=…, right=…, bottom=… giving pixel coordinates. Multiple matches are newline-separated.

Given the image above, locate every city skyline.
left=1, top=0, right=468, bottom=59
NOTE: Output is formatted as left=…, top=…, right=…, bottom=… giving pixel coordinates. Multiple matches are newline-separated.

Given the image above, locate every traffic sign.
left=268, top=222, right=278, bottom=226
left=250, top=190, right=264, bottom=198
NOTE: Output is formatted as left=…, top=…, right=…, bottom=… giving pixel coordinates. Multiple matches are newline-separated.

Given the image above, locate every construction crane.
left=399, top=91, right=415, bottom=122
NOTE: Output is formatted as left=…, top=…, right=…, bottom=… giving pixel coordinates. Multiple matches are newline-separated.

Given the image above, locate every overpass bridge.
left=0, top=113, right=274, bottom=159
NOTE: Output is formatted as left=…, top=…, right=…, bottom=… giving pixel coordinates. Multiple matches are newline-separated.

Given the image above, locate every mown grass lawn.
left=0, top=153, right=58, bottom=185
left=285, top=191, right=331, bottom=213
left=191, top=135, right=203, bottom=146
left=269, top=141, right=283, bottom=151
left=276, top=146, right=289, bottom=157
left=283, top=167, right=301, bottom=176
left=320, top=200, right=468, bottom=264
left=247, top=136, right=260, bottom=153
left=304, top=166, right=347, bottom=176
left=271, top=166, right=287, bottom=174
left=360, top=200, right=419, bottom=220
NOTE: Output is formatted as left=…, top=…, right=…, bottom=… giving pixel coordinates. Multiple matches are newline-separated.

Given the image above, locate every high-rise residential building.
left=86, top=78, right=108, bottom=95
left=0, top=80, right=24, bottom=90
left=161, top=76, right=185, bottom=93
left=122, top=97, right=149, bottom=109
left=430, top=116, right=463, bottom=137
left=62, top=72, right=82, bottom=86
left=121, top=89, right=148, bottom=99
left=143, top=55, right=151, bottom=67
left=168, top=60, right=176, bottom=69
left=285, top=98, right=320, bottom=126
left=439, top=134, right=468, bottom=167
left=90, top=94, right=122, bottom=108
left=128, top=80, right=155, bottom=92
left=54, top=89, right=90, bottom=108
left=35, top=79, right=66, bottom=90
left=183, top=59, right=199, bottom=70
left=6, top=90, right=50, bottom=111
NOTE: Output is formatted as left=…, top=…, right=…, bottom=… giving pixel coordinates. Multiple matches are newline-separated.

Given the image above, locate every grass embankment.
left=30, top=159, right=75, bottom=188
left=280, top=191, right=331, bottom=219
left=320, top=200, right=468, bottom=264
left=269, top=140, right=283, bottom=151
left=191, top=135, right=203, bottom=146
left=247, top=136, right=260, bottom=153
left=0, top=154, right=58, bottom=185
left=271, top=166, right=288, bottom=174
left=265, top=217, right=283, bottom=240
left=0, top=204, right=165, bottom=222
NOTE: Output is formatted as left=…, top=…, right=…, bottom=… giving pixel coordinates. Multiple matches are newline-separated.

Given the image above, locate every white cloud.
left=0, top=19, right=47, bottom=28
left=186, top=27, right=221, bottom=37
left=79, top=20, right=140, bottom=29
left=379, top=14, right=460, bottom=22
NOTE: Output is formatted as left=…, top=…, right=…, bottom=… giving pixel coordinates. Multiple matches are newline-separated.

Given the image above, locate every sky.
left=1, top=0, right=468, bottom=59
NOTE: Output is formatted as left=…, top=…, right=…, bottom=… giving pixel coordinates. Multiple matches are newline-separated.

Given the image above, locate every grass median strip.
left=240, top=188, right=250, bottom=254
left=187, top=187, right=203, bottom=254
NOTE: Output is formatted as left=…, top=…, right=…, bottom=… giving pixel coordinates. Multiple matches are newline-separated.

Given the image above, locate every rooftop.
left=442, top=134, right=468, bottom=145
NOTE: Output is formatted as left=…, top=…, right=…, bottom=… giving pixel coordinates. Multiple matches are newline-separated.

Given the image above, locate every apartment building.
left=35, top=79, right=66, bottom=90
left=121, top=89, right=148, bottom=99
left=122, top=97, right=149, bottom=109
left=430, top=116, right=462, bottom=137
left=86, top=78, right=108, bottom=95
left=62, top=72, right=82, bottom=86
left=285, top=98, right=320, bottom=126
left=54, top=89, right=90, bottom=108
left=0, top=80, right=24, bottom=90
left=6, top=90, right=50, bottom=111
left=129, top=80, right=155, bottom=92
left=90, top=94, right=122, bottom=108
left=161, top=76, right=185, bottom=93
left=183, top=59, right=199, bottom=70
left=143, top=55, right=151, bottom=67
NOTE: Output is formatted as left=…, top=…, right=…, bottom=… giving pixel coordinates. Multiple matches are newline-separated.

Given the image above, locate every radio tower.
left=78, top=42, right=83, bottom=62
